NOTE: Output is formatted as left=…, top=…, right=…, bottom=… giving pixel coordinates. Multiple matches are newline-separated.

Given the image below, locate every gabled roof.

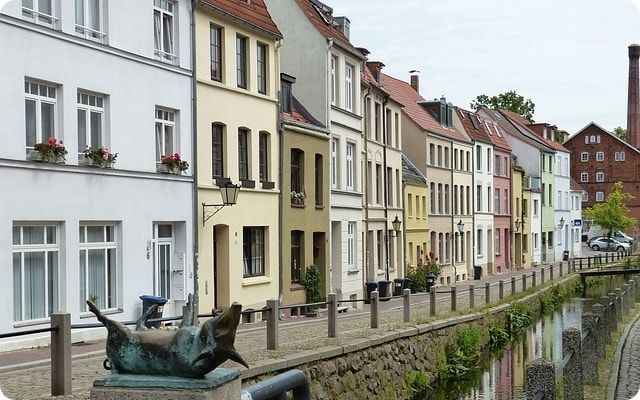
left=500, top=110, right=568, bottom=153
left=402, top=153, right=427, bottom=186
left=566, top=122, right=640, bottom=155
left=199, top=0, right=282, bottom=39
left=294, top=0, right=364, bottom=59
left=381, top=73, right=469, bottom=143
left=456, top=108, right=492, bottom=144
left=482, top=108, right=554, bottom=153
left=282, top=96, right=326, bottom=131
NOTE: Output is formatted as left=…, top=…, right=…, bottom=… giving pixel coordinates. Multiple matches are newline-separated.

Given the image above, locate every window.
left=346, top=142, right=355, bottom=190
left=523, top=234, right=528, bottom=253
left=367, top=161, right=373, bottom=201
left=494, top=188, right=500, bottom=214
left=330, top=55, right=338, bottom=106
left=257, top=42, right=268, bottom=94
left=385, top=108, right=392, bottom=145
left=534, top=233, right=539, bottom=249
left=476, top=145, right=482, bottom=171
left=533, top=199, right=539, bottom=216
left=374, top=103, right=381, bottom=141
left=596, top=152, right=604, bottom=161
left=75, top=0, right=104, bottom=40
left=22, top=0, right=54, bottom=25
left=476, top=184, right=482, bottom=212
left=281, top=80, right=292, bottom=113
left=396, top=170, right=401, bottom=210
left=395, top=113, right=400, bottom=148
left=454, top=185, right=459, bottom=214
left=331, top=139, right=338, bottom=188
left=584, top=136, right=589, bottom=144
left=376, top=164, right=382, bottom=204
left=153, top=0, right=176, bottom=62
left=580, top=172, right=588, bottom=183
left=79, top=224, right=117, bottom=312
left=596, top=172, right=604, bottom=182
left=236, top=35, right=248, bottom=89
left=212, top=124, right=225, bottom=178
left=487, top=148, right=492, bottom=173
left=444, top=185, right=450, bottom=214
left=290, top=149, right=304, bottom=204
left=430, top=183, right=435, bottom=213
left=290, top=231, right=303, bottom=283
left=408, top=193, right=413, bottom=217
left=347, top=222, right=356, bottom=269
left=376, top=230, right=384, bottom=269
left=466, top=152, right=470, bottom=172
left=495, top=229, right=501, bottom=255
left=422, top=196, right=427, bottom=218
left=487, top=186, right=492, bottom=213
left=153, top=224, right=173, bottom=300
left=454, top=149, right=459, bottom=170
left=596, top=191, right=605, bottom=202
left=477, top=229, right=483, bottom=256
left=315, top=154, right=323, bottom=206
left=415, top=195, right=420, bottom=218
left=429, top=144, right=435, bottom=165
left=444, top=147, right=450, bottom=168
left=616, top=151, right=626, bottom=161
left=243, top=227, right=265, bottom=277
left=77, top=91, right=105, bottom=154
left=155, top=108, right=176, bottom=165
left=238, top=128, right=250, bottom=181
left=466, top=186, right=471, bottom=215
left=581, top=152, right=589, bottom=162
left=437, top=145, right=443, bottom=167
left=210, top=24, right=223, bottom=82
left=24, top=79, right=57, bottom=150
left=583, top=191, right=589, bottom=202
left=12, top=225, right=59, bottom=322
left=345, top=63, right=354, bottom=111
left=386, top=167, right=393, bottom=206
left=438, top=183, right=443, bottom=213
left=259, top=132, right=269, bottom=182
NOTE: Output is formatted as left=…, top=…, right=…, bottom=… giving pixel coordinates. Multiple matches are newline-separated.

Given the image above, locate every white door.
left=154, top=224, right=174, bottom=300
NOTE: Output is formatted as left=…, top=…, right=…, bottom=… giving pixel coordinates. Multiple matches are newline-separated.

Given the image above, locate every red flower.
left=47, top=137, right=56, bottom=145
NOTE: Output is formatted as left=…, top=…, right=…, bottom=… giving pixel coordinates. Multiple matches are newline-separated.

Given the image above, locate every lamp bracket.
left=202, top=203, right=227, bottom=227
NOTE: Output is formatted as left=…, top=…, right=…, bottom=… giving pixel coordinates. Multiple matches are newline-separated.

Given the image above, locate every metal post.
left=522, top=274, right=527, bottom=292
left=51, top=313, right=72, bottom=396
left=370, top=290, right=379, bottom=329
left=469, top=285, right=475, bottom=309
left=550, top=264, right=554, bottom=280
left=559, top=262, right=564, bottom=277
left=532, top=271, right=537, bottom=287
left=430, top=288, right=437, bottom=317
left=511, top=277, right=517, bottom=296
left=499, top=280, right=505, bottom=300
left=541, top=267, right=545, bottom=284
left=588, top=256, right=591, bottom=269
left=485, top=282, right=490, bottom=305
left=451, top=286, right=457, bottom=312
left=266, top=299, right=279, bottom=350
left=580, top=258, right=583, bottom=270
left=327, top=293, right=337, bottom=338
left=403, top=289, right=411, bottom=323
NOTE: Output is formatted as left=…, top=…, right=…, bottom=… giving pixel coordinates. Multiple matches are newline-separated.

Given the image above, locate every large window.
left=290, top=231, right=303, bottom=283
left=153, top=224, right=173, bottom=300
left=315, top=154, right=323, bottom=206
left=476, top=184, right=482, bottom=212
left=331, top=138, right=338, bottom=188
left=257, top=42, right=268, bottom=95
left=22, top=0, right=54, bottom=25
left=596, top=171, right=605, bottom=182
left=330, top=55, right=338, bottom=106
left=236, top=35, right=248, bottom=89
left=476, top=145, right=482, bottom=171
left=210, top=24, right=223, bottom=82
left=259, top=132, right=269, bottom=182
left=212, top=123, right=225, bottom=179
left=79, top=224, right=117, bottom=312
left=495, top=229, right=501, bottom=255
left=347, top=222, right=356, bottom=269
left=290, top=149, right=304, bottom=205
left=477, top=229, right=483, bottom=256
left=25, top=79, right=57, bottom=150
left=77, top=91, right=105, bottom=154
left=238, top=128, right=250, bottom=181
left=12, top=225, right=59, bottom=322
left=345, top=63, right=354, bottom=111
left=346, top=142, right=355, bottom=190
left=243, top=227, right=265, bottom=278
left=376, top=164, right=382, bottom=204
left=155, top=107, right=175, bottom=165
left=75, top=0, right=104, bottom=40
left=153, top=0, right=176, bottom=62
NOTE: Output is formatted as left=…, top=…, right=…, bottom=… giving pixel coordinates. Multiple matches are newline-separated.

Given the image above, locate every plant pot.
left=27, top=150, right=64, bottom=164
left=157, top=164, right=182, bottom=175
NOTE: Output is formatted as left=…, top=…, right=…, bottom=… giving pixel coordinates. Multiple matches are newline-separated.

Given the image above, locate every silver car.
left=590, top=237, right=630, bottom=252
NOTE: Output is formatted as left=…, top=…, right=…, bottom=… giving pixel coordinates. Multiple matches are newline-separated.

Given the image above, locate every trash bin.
left=473, top=266, right=482, bottom=280
left=563, top=250, right=570, bottom=261
left=365, top=282, right=379, bottom=304
left=393, top=278, right=408, bottom=296
left=139, top=295, right=167, bottom=328
left=378, top=280, right=392, bottom=301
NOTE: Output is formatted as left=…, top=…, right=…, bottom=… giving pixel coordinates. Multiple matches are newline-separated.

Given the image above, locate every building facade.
left=492, top=140, right=512, bottom=274
left=402, top=155, right=429, bottom=274
left=569, top=179, right=583, bottom=258
left=0, top=0, right=194, bottom=342
left=195, top=0, right=282, bottom=312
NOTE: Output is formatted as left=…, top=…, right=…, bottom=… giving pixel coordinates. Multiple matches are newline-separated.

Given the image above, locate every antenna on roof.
left=409, top=70, right=420, bottom=74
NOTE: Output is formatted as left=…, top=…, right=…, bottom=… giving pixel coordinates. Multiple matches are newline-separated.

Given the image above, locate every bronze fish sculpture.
left=87, top=298, right=248, bottom=379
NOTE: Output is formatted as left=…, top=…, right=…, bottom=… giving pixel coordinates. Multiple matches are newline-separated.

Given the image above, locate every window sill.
left=261, top=181, right=275, bottom=190
left=13, top=317, right=51, bottom=329
left=241, top=179, right=256, bottom=189
left=214, top=177, right=231, bottom=187
left=80, top=308, right=123, bottom=319
left=346, top=268, right=359, bottom=274
left=315, top=205, right=325, bottom=210
left=242, top=276, right=272, bottom=287
left=291, top=203, right=306, bottom=208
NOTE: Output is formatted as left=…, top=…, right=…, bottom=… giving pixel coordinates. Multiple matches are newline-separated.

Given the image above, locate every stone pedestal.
left=90, top=369, right=240, bottom=400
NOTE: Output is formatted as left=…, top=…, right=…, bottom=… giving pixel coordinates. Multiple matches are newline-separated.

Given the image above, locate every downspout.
left=382, top=97, right=390, bottom=282
left=470, top=142, right=476, bottom=279
left=275, top=39, right=284, bottom=302
left=402, top=177, right=407, bottom=279
left=362, top=87, right=370, bottom=288
left=449, top=140, right=455, bottom=280
left=190, top=0, right=200, bottom=316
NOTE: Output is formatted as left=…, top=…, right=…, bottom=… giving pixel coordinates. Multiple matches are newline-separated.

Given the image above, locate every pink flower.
left=47, top=137, right=56, bottom=145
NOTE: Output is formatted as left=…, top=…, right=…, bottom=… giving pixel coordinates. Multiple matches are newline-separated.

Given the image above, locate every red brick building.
left=564, top=122, right=640, bottom=221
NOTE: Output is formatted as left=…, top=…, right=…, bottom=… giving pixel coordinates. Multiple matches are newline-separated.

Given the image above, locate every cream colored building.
left=402, top=155, right=429, bottom=273
left=195, top=1, right=282, bottom=312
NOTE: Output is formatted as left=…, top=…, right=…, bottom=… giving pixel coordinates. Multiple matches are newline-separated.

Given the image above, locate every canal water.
left=427, top=276, right=626, bottom=400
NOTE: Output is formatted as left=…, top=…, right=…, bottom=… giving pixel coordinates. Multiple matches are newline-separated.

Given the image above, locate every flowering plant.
left=290, top=191, right=306, bottom=205
left=83, top=146, right=118, bottom=168
left=33, top=137, right=67, bottom=163
left=161, top=153, right=189, bottom=174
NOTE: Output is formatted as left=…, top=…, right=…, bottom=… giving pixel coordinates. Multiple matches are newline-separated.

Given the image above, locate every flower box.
left=29, top=137, right=67, bottom=164
left=82, top=147, right=118, bottom=169
left=160, top=153, right=189, bottom=175
left=157, top=164, right=183, bottom=175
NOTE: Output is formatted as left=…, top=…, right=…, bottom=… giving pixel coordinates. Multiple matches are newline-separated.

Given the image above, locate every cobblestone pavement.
left=615, top=315, right=640, bottom=400
left=0, top=255, right=611, bottom=400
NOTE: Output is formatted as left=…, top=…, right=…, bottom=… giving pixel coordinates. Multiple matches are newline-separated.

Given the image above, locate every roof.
left=199, top=0, right=282, bottom=38
left=483, top=108, right=554, bottom=153
left=566, top=122, right=640, bottom=155
left=456, top=108, right=492, bottom=144
left=294, top=0, right=364, bottom=58
left=402, top=153, right=427, bottom=186
left=381, top=73, right=469, bottom=143
left=282, top=96, right=326, bottom=131
left=500, top=110, right=568, bottom=153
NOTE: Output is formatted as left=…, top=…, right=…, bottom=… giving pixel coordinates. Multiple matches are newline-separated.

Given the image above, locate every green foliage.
left=488, top=325, right=511, bottom=352
left=404, top=371, right=431, bottom=400
left=470, top=91, right=536, bottom=122
left=406, top=254, right=441, bottom=292
left=508, top=304, right=532, bottom=335
left=438, top=327, right=482, bottom=380
left=584, top=182, right=636, bottom=238
left=302, top=265, right=322, bottom=304
left=614, top=126, right=628, bottom=142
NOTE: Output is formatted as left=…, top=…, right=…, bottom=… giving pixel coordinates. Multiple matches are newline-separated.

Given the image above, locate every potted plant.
left=30, top=137, right=67, bottom=163
left=83, top=146, right=118, bottom=168
left=290, top=191, right=306, bottom=206
left=159, top=153, right=189, bottom=175
left=302, top=265, right=322, bottom=317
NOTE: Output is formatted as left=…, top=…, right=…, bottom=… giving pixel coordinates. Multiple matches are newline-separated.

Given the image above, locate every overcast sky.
left=331, top=0, right=640, bottom=134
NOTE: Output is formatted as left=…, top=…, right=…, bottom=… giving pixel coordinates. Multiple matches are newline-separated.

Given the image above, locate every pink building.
left=489, top=124, right=512, bottom=273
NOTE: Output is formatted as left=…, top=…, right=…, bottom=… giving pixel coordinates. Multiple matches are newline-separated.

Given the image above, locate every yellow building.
left=195, top=1, right=283, bottom=312
left=512, top=165, right=532, bottom=270
left=402, top=155, right=429, bottom=273
left=279, top=74, right=331, bottom=310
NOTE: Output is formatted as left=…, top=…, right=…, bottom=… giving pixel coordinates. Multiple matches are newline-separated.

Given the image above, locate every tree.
left=470, top=91, right=536, bottom=122
left=584, top=182, right=636, bottom=237
left=613, top=127, right=627, bottom=142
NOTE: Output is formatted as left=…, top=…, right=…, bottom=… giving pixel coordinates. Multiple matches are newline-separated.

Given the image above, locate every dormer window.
left=280, top=74, right=296, bottom=113
left=438, top=99, right=454, bottom=128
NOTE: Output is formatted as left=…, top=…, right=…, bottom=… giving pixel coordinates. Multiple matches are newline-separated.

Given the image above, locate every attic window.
left=280, top=73, right=296, bottom=114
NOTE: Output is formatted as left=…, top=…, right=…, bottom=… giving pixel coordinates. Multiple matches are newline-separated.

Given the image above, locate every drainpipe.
left=402, top=177, right=407, bottom=279
left=449, top=139, right=455, bottom=280
left=275, top=39, right=284, bottom=303
left=470, top=142, right=476, bottom=280
left=362, top=87, right=370, bottom=289
left=190, top=0, right=200, bottom=317
left=382, top=97, right=390, bottom=282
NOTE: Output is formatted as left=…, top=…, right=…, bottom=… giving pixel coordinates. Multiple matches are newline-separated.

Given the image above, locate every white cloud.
left=630, top=0, right=640, bottom=13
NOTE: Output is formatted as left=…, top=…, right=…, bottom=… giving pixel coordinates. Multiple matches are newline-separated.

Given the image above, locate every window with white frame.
left=22, top=0, right=55, bottom=26
left=330, top=55, right=338, bottom=106
left=153, top=0, right=177, bottom=63
left=331, top=138, right=339, bottom=189
left=590, top=135, right=596, bottom=144
left=344, top=63, right=354, bottom=111
left=347, top=222, right=356, bottom=270
left=75, top=0, right=105, bottom=40
left=580, top=152, right=589, bottom=162
left=495, top=229, right=501, bottom=255
left=580, top=172, right=588, bottom=183
left=77, top=91, right=106, bottom=154
left=596, top=152, right=604, bottom=161
left=243, top=227, right=266, bottom=278
left=596, top=171, right=604, bottom=182
left=153, top=224, right=174, bottom=300
left=12, top=225, right=59, bottom=322
left=79, top=224, right=117, bottom=312
left=346, top=142, right=355, bottom=190
left=155, top=107, right=176, bottom=165
left=534, top=233, right=539, bottom=249
left=582, top=191, right=588, bottom=202
left=615, top=151, right=626, bottom=161
left=596, top=191, right=605, bottom=202
left=24, top=79, right=57, bottom=150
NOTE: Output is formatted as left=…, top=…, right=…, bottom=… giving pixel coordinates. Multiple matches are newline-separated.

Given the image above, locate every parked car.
left=589, top=237, right=631, bottom=252
left=612, top=231, right=634, bottom=245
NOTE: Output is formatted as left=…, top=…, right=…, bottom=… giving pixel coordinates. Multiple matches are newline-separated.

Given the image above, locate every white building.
left=569, top=183, right=583, bottom=258
left=529, top=183, right=543, bottom=265
left=554, top=150, right=572, bottom=261
left=0, top=0, right=194, bottom=347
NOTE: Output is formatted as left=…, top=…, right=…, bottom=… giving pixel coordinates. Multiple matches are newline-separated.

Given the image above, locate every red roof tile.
left=456, top=108, right=492, bottom=143
left=281, top=96, right=326, bottom=130
left=199, top=0, right=282, bottom=38
left=380, top=73, right=469, bottom=143
left=500, top=110, right=568, bottom=153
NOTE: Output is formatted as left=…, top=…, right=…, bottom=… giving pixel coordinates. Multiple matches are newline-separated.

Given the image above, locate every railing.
left=241, top=369, right=310, bottom=400
left=0, top=252, right=634, bottom=397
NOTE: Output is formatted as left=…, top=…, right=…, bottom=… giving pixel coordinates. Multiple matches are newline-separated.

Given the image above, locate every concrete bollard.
left=588, top=256, right=592, bottom=269
left=51, top=313, right=72, bottom=396
left=430, top=288, right=437, bottom=317
left=328, top=293, right=337, bottom=338
left=266, top=299, right=280, bottom=350
left=451, top=286, right=457, bottom=312
left=550, top=264, right=554, bottom=280
left=511, top=277, right=517, bottom=296
left=562, top=328, right=583, bottom=400
left=532, top=271, right=537, bottom=287
left=526, top=358, right=556, bottom=400
left=580, top=258, right=583, bottom=270
left=541, top=267, right=545, bottom=284
left=581, top=312, right=600, bottom=382
left=559, top=262, right=564, bottom=277
left=485, top=282, right=491, bottom=305
left=469, top=285, right=475, bottom=309
left=499, top=280, right=505, bottom=300
left=522, top=274, right=527, bottom=292
left=370, top=291, right=379, bottom=329
left=403, top=289, right=411, bottom=323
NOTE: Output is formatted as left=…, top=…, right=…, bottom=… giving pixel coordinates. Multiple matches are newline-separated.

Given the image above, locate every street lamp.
left=202, top=182, right=241, bottom=226
left=558, top=217, right=565, bottom=230
left=392, top=216, right=402, bottom=235
left=457, top=220, right=465, bottom=233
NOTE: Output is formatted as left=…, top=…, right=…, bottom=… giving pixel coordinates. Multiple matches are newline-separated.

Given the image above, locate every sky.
left=331, top=0, right=640, bottom=134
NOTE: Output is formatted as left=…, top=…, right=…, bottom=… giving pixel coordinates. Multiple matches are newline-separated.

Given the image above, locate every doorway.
left=313, top=232, right=327, bottom=297
left=212, top=224, right=230, bottom=309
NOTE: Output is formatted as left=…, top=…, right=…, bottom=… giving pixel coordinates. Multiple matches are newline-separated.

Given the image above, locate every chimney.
left=334, top=16, right=350, bottom=40
left=628, top=44, right=640, bottom=148
left=367, top=61, right=385, bottom=83
left=410, top=71, right=420, bottom=93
